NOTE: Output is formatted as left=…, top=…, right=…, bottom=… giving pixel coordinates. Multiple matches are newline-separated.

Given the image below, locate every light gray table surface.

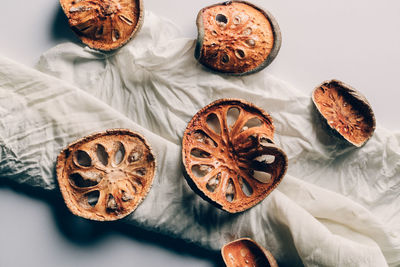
left=1, top=1, right=399, bottom=266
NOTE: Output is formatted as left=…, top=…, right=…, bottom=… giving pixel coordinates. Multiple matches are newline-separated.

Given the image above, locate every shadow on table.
left=0, top=179, right=224, bottom=267
left=50, top=5, right=81, bottom=44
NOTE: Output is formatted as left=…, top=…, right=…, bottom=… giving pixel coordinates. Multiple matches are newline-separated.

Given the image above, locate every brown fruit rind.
left=56, top=129, right=156, bottom=221
left=60, top=0, right=144, bottom=51
left=195, top=1, right=282, bottom=75
left=182, top=99, right=288, bottom=213
left=312, top=79, right=376, bottom=147
left=222, top=238, right=278, bottom=267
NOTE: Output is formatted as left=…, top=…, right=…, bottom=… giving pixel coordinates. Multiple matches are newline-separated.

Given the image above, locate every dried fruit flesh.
left=60, top=0, right=143, bottom=51
left=195, top=1, right=281, bottom=75
left=222, top=238, right=278, bottom=267
left=56, top=129, right=156, bottom=221
left=312, top=80, right=376, bottom=147
left=182, top=99, right=288, bottom=213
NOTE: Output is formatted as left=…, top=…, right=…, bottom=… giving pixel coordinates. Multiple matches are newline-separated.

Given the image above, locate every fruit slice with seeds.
left=60, top=0, right=143, bottom=51
left=195, top=1, right=281, bottom=75
left=182, top=99, right=288, bottom=213
left=56, top=129, right=156, bottom=221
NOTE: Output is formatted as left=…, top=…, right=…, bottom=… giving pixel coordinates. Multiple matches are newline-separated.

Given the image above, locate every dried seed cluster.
left=56, top=129, right=156, bottom=221
left=222, top=238, right=278, bottom=267
left=182, top=99, right=288, bottom=213
left=196, top=1, right=281, bottom=75
left=312, top=80, right=376, bottom=147
left=60, top=0, right=143, bottom=51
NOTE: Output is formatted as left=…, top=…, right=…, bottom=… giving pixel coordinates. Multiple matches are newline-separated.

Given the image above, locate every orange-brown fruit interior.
left=313, top=83, right=374, bottom=146
left=60, top=0, right=142, bottom=51
left=182, top=99, right=287, bottom=213
left=222, top=238, right=277, bottom=267
left=199, top=1, right=274, bottom=73
left=57, top=130, right=155, bottom=221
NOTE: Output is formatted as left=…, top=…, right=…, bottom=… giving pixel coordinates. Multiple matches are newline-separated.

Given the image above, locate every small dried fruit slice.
left=195, top=1, right=281, bottom=75
left=60, top=0, right=144, bottom=51
left=312, top=79, right=376, bottom=147
left=56, top=129, right=156, bottom=221
left=222, top=238, right=278, bottom=267
left=182, top=99, right=288, bottom=213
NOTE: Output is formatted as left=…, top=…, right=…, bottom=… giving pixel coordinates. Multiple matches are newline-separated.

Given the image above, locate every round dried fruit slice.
left=60, top=0, right=144, bottom=51
left=222, top=238, right=278, bottom=267
left=195, top=1, right=281, bottom=75
left=312, top=79, right=376, bottom=147
left=182, top=99, right=288, bottom=213
left=56, top=129, right=156, bottom=221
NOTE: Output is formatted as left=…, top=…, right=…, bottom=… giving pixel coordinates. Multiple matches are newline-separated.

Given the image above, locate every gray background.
left=0, top=0, right=399, bottom=266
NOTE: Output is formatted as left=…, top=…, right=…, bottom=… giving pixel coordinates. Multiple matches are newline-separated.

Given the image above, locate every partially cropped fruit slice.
left=56, top=129, right=156, bottom=221
left=182, top=99, right=288, bottom=213
left=195, top=1, right=281, bottom=75
left=312, top=79, right=376, bottom=147
left=222, top=238, right=278, bottom=267
left=60, top=0, right=143, bottom=51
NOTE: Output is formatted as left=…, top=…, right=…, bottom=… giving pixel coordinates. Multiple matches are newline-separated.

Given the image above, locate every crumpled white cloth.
left=1, top=11, right=399, bottom=266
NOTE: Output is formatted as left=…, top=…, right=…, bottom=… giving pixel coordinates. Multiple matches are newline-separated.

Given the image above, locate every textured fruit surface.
left=56, top=129, right=156, bottom=221
left=196, top=1, right=281, bottom=75
left=182, top=99, right=287, bottom=213
left=222, top=238, right=278, bottom=267
left=312, top=80, right=376, bottom=147
left=60, top=0, right=143, bottom=51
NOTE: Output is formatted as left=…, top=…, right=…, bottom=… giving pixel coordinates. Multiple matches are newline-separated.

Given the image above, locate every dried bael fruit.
left=60, top=0, right=144, bottom=51
left=312, top=79, right=376, bottom=147
left=195, top=1, right=281, bottom=75
left=182, top=99, right=288, bottom=213
left=56, top=129, right=156, bottom=221
left=222, top=238, right=278, bottom=267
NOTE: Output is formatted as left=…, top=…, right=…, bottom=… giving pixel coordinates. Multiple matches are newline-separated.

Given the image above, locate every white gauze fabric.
left=1, top=11, right=399, bottom=266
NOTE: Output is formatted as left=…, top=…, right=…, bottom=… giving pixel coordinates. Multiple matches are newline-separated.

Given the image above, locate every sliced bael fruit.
left=312, top=79, right=376, bottom=147
left=222, top=238, right=278, bottom=267
left=56, top=129, right=156, bottom=221
left=182, top=99, right=288, bottom=213
left=60, top=0, right=144, bottom=51
left=195, top=1, right=281, bottom=75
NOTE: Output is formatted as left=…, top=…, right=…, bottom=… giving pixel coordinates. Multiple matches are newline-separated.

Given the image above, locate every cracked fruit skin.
left=60, top=0, right=144, bottom=51
left=222, top=238, right=278, bottom=267
left=56, top=129, right=156, bottom=221
left=312, top=79, right=376, bottom=147
left=195, top=1, right=282, bottom=75
left=182, top=99, right=288, bottom=213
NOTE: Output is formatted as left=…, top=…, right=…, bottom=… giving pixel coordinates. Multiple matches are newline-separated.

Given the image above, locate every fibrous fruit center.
left=106, top=169, right=127, bottom=182
left=100, top=0, right=121, bottom=16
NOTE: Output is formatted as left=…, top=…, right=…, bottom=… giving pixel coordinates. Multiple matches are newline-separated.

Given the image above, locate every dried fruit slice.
left=195, top=1, right=281, bottom=75
left=60, top=0, right=144, bottom=51
left=312, top=79, right=376, bottom=147
left=56, top=129, right=156, bottom=221
left=222, top=238, right=278, bottom=267
left=182, top=99, right=288, bottom=213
